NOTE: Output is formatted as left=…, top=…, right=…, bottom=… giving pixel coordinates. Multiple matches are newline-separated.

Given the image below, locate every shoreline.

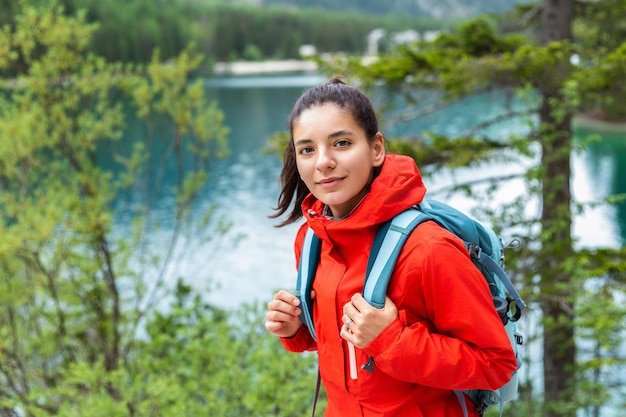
left=573, top=115, right=626, bottom=133
left=210, top=59, right=626, bottom=134
left=213, top=59, right=318, bottom=75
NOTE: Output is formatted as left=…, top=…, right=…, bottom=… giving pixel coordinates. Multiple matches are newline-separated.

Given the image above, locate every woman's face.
left=293, top=103, right=385, bottom=218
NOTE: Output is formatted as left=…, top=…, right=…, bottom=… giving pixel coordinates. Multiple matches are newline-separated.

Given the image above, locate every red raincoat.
left=281, top=154, right=518, bottom=417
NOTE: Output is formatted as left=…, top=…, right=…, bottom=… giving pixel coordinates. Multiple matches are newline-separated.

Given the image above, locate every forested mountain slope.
left=234, top=0, right=533, bottom=19
left=2, top=0, right=532, bottom=64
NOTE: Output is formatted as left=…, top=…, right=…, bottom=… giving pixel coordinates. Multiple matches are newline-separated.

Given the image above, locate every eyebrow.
left=294, top=129, right=355, bottom=147
left=328, top=129, right=355, bottom=139
left=294, top=138, right=313, bottom=147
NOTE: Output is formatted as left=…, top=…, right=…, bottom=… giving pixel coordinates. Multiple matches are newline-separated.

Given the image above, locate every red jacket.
left=281, top=154, right=518, bottom=417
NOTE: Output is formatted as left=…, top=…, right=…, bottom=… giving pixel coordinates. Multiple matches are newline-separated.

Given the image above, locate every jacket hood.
left=301, top=154, right=426, bottom=240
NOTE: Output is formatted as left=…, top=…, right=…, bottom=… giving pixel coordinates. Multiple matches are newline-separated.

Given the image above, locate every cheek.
left=354, top=158, right=373, bottom=178
left=295, top=158, right=310, bottom=181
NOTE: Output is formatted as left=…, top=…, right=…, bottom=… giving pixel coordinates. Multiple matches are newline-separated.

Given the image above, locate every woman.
left=265, top=78, right=517, bottom=417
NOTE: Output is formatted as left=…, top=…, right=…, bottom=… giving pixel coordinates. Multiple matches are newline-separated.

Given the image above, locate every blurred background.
left=1, top=1, right=625, bottom=416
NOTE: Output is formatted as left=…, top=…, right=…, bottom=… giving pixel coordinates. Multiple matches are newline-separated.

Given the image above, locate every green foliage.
left=71, top=0, right=195, bottom=63
left=576, top=42, right=626, bottom=120
left=243, top=43, right=264, bottom=62
left=0, top=2, right=320, bottom=415
left=575, top=0, right=626, bottom=55
left=389, top=133, right=510, bottom=172
left=25, top=283, right=320, bottom=416
left=129, top=282, right=319, bottom=416
left=0, top=2, right=325, bottom=416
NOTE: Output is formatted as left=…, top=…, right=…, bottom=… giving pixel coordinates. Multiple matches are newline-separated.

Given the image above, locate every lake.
left=112, top=74, right=626, bottom=311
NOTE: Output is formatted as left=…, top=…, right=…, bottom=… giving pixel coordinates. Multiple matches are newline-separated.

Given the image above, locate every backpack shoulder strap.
left=363, top=202, right=527, bottom=313
left=296, top=227, right=322, bottom=341
left=422, top=199, right=527, bottom=315
left=363, top=207, right=432, bottom=308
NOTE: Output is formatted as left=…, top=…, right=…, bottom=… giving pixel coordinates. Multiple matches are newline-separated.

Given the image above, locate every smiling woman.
left=264, top=78, right=518, bottom=417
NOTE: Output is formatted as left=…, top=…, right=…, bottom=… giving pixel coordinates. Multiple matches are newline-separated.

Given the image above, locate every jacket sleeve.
left=280, top=324, right=317, bottom=352
left=279, top=223, right=318, bottom=353
left=362, top=223, right=518, bottom=391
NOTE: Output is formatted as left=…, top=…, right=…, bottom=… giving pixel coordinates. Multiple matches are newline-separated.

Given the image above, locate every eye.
left=297, top=146, right=314, bottom=155
left=335, top=139, right=351, bottom=148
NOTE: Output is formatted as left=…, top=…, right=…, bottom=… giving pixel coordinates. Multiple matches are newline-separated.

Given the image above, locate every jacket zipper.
left=348, top=341, right=358, bottom=379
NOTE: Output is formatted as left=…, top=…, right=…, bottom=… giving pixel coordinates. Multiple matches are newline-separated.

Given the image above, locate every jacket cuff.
left=363, top=317, right=404, bottom=358
left=280, top=324, right=316, bottom=352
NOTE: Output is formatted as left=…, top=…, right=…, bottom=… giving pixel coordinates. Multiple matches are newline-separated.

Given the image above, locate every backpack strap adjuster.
left=467, top=242, right=482, bottom=260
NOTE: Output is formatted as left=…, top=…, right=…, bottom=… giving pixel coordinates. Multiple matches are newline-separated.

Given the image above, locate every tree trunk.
left=539, top=1, right=576, bottom=416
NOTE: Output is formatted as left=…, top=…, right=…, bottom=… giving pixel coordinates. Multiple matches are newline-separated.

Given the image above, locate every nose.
left=315, top=147, right=335, bottom=170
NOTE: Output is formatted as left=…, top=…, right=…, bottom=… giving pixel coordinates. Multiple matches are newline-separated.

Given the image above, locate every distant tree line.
left=2, top=0, right=445, bottom=66
left=258, top=0, right=531, bottom=20
left=191, top=5, right=442, bottom=62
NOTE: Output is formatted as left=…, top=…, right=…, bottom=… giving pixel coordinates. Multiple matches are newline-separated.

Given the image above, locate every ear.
left=371, top=132, right=385, bottom=167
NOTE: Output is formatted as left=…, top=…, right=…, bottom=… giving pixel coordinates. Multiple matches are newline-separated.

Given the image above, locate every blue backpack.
left=296, top=199, right=526, bottom=417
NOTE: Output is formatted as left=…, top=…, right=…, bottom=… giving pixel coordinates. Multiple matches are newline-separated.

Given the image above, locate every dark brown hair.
left=270, top=77, right=380, bottom=227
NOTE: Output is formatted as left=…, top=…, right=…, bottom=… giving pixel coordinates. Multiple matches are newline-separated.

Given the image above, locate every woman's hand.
left=265, top=289, right=305, bottom=338
left=340, top=294, right=398, bottom=349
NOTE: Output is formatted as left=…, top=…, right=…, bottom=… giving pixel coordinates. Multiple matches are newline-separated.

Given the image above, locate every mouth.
left=317, top=177, right=344, bottom=188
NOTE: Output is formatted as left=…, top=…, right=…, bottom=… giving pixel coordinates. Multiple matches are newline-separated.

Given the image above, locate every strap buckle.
left=467, top=243, right=482, bottom=260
